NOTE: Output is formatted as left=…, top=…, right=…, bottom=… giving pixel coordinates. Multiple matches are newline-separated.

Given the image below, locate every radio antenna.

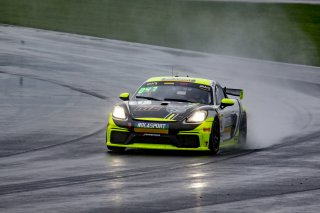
left=171, top=66, right=174, bottom=77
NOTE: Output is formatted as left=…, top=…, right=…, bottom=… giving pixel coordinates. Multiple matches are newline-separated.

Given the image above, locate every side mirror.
left=221, top=98, right=235, bottom=108
left=239, top=90, right=244, bottom=100
left=119, top=93, right=129, bottom=101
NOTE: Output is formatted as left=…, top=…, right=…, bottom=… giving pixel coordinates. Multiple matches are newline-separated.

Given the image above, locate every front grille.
left=129, top=134, right=200, bottom=148
left=131, top=136, right=171, bottom=145
left=110, top=131, right=129, bottom=144
left=177, top=135, right=200, bottom=148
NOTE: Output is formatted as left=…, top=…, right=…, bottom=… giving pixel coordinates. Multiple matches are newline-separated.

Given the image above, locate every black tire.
left=209, top=117, right=220, bottom=155
left=107, top=145, right=125, bottom=152
left=238, top=112, right=247, bottom=146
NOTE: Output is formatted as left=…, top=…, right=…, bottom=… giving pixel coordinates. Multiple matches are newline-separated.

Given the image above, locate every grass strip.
left=0, top=0, right=319, bottom=66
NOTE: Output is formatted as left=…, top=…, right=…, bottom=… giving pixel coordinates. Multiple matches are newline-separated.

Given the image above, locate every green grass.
left=0, top=0, right=319, bottom=66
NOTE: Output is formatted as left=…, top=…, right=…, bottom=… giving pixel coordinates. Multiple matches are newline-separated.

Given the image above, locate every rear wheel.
left=209, top=117, right=220, bottom=155
left=238, top=112, right=247, bottom=146
left=107, top=145, right=125, bottom=153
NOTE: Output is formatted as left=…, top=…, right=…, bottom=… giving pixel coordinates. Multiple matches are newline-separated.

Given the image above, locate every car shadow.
left=106, top=146, right=257, bottom=157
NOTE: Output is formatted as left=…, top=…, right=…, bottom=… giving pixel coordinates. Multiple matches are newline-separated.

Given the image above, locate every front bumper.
left=106, top=116, right=213, bottom=151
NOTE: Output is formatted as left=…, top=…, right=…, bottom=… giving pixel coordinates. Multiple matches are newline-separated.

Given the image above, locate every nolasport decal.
left=134, top=122, right=169, bottom=134
left=134, top=122, right=169, bottom=129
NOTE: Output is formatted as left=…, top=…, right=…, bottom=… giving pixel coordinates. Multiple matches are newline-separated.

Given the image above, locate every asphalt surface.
left=0, top=25, right=320, bottom=212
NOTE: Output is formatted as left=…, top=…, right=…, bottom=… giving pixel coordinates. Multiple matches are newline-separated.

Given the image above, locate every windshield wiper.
left=135, top=96, right=161, bottom=101
left=163, top=98, right=196, bottom=103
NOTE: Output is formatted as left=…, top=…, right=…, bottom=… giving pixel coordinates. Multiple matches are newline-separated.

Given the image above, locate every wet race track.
left=0, top=25, right=320, bottom=212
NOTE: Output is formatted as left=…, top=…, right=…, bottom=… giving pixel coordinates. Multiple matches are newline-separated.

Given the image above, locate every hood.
left=128, top=100, right=202, bottom=122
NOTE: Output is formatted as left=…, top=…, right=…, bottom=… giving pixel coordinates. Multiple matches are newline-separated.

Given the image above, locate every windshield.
left=133, top=81, right=213, bottom=104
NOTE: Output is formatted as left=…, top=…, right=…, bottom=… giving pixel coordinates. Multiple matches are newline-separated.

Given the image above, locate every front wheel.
left=209, top=117, right=220, bottom=155
left=107, top=145, right=125, bottom=153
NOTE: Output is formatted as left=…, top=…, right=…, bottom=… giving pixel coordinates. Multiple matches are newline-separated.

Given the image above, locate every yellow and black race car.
left=106, top=76, right=246, bottom=154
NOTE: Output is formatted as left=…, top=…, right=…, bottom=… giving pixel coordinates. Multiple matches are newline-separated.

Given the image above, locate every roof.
left=146, top=76, right=214, bottom=86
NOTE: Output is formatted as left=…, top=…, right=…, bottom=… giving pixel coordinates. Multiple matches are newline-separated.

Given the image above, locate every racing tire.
left=209, top=117, right=220, bottom=155
left=238, top=112, right=247, bottom=146
left=107, top=145, right=125, bottom=153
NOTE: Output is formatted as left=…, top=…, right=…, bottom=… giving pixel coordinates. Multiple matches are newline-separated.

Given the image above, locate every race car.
left=106, top=76, right=246, bottom=154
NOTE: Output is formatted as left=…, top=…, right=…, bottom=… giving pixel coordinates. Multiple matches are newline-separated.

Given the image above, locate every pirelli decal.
left=134, top=122, right=169, bottom=134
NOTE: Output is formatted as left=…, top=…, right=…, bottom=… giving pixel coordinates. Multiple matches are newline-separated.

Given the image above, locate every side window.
left=215, top=85, right=226, bottom=105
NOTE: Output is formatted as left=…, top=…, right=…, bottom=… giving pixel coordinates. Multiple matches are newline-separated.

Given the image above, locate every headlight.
left=186, top=110, right=207, bottom=123
left=112, top=106, right=127, bottom=120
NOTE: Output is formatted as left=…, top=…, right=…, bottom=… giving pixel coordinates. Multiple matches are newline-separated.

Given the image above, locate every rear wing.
left=224, top=87, right=244, bottom=100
